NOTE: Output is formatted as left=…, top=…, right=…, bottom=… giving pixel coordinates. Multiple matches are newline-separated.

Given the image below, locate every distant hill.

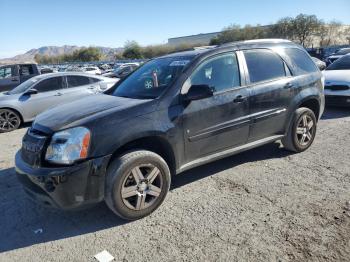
left=0, top=45, right=123, bottom=64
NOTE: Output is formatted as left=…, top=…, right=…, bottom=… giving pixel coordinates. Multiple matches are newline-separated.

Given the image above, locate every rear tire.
left=0, top=109, right=21, bottom=133
left=282, top=107, right=317, bottom=152
left=105, top=150, right=171, bottom=220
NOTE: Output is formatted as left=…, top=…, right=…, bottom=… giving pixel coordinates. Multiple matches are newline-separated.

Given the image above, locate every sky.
left=0, top=0, right=350, bottom=58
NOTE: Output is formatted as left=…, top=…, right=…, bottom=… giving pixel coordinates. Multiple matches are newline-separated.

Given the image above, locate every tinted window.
left=67, top=76, right=90, bottom=88
left=20, top=65, right=34, bottom=76
left=284, top=48, right=318, bottom=75
left=244, top=49, right=286, bottom=83
left=0, top=67, right=12, bottom=79
left=326, top=55, right=350, bottom=70
left=189, top=53, right=240, bottom=92
left=35, top=77, right=63, bottom=92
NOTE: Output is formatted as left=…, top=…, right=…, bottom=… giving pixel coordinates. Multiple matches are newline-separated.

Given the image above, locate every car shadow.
left=0, top=142, right=290, bottom=253
left=0, top=167, right=126, bottom=253
left=321, top=106, right=350, bottom=120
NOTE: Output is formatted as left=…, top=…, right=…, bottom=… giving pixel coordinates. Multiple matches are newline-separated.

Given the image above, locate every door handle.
left=233, top=95, right=246, bottom=103
left=11, top=77, right=18, bottom=82
left=284, top=82, right=294, bottom=89
left=55, top=92, right=63, bottom=96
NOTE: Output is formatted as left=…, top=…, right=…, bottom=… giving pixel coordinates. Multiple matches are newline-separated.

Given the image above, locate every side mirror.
left=183, top=85, right=213, bottom=102
left=23, top=88, right=38, bottom=96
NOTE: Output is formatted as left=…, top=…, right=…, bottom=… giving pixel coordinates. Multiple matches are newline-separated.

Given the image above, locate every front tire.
left=282, top=107, right=317, bottom=152
left=0, top=109, right=21, bottom=133
left=105, top=150, right=171, bottom=220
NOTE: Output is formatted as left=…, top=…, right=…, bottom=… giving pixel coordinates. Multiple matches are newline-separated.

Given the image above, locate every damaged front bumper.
left=15, top=151, right=111, bottom=210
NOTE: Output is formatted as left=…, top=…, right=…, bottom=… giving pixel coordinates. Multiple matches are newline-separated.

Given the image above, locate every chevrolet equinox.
left=15, top=39, right=325, bottom=220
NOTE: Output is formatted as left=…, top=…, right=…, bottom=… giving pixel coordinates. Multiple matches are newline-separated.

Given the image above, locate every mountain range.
left=0, top=45, right=123, bottom=64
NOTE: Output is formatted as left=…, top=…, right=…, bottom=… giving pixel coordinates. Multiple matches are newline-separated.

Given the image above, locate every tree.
left=270, top=17, right=295, bottom=40
left=318, top=20, right=343, bottom=47
left=292, top=14, right=324, bottom=47
left=209, top=24, right=269, bottom=45
left=122, top=41, right=143, bottom=59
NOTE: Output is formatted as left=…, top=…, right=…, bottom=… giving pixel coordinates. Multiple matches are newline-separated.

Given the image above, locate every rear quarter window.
left=244, top=49, right=286, bottom=84
left=283, top=48, right=318, bottom=75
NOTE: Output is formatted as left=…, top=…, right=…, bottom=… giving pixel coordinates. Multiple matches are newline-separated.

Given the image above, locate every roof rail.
left=219, top=39, right=292, bottom=47
left=193, top=45, right=217, bottom=50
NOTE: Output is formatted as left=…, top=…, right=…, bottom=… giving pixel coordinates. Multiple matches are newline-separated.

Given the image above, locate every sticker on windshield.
left=169, top=60, right=190, bottom=67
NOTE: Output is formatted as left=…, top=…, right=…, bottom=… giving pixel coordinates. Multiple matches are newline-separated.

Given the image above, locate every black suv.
left=15, top=40, right=324, bottom=220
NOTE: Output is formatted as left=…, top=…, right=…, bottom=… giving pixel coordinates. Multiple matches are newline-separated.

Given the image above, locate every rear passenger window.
left=244, top=49, right=286, bottom=84
left=284, top=48, right=318, bottom=75
left=188, top=53, right=240, bottom=93
left=20, top=65, right=34, bottom=76
left=66, top=76, right=90, bottom=88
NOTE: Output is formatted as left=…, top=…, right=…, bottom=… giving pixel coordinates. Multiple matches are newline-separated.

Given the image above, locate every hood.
left=0, top=92, right=21, bottom=102
left=323, top=70, right=350, bottom=83
left=34, top=94, right=151, bottom=133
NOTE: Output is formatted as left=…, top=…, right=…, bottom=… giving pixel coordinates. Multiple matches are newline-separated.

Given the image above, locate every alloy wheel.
left=121, top=164, right=163, bottom=211
left=0, top=109, right=20, bottom=132
left=295, top=114, right=314, bottom=146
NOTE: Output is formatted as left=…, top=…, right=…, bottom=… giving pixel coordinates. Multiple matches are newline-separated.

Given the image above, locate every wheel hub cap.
left=121, top=164, right=163, bottom=211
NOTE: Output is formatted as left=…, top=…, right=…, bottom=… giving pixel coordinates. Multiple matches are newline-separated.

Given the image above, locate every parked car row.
left=0, top=72, right=118, bottom=132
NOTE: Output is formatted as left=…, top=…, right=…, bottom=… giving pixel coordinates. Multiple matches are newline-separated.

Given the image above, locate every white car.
left=82, top=66, right=101, bottom=75
left=323, top=54, right=350, bottom=107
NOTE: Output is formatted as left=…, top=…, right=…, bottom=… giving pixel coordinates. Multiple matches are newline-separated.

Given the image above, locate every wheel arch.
left=108, top=135, right=177, bottom=176
left=297, top=97, right=321, bottom=120
left=0, top=107, right=24, bottom=123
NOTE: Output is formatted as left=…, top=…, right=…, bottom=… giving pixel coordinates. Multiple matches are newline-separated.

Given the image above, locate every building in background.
left=168, top=24, right=350, bottom=48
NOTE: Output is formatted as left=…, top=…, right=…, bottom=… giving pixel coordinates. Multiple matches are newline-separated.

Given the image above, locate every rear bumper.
left=325, top=95, right=350, bottom=107
left=15, top=151, right=111, bottom=210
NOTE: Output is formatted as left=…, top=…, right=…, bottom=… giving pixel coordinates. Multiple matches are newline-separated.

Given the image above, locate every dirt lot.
left=0, top=107, right=350, bottom=262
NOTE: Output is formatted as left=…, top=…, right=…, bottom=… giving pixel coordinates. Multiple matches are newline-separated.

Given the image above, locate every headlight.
left=45, top=127, right=91, bottom=164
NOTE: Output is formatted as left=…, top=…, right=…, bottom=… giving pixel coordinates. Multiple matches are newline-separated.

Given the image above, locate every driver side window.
left=185, top=53, right=240, bottom=93
left=34, top=77, right=63, bottom=92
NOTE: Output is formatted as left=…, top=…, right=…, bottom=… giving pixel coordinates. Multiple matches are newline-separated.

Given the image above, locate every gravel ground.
left=0, top=107, right=350, bottom=262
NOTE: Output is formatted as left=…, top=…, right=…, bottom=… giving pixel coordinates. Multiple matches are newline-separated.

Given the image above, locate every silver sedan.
left=0, top=72, right=118, bottom=132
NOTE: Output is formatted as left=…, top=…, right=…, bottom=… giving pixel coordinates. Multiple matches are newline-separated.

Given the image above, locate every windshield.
left=112, top=56, right=193, bottom=99
left=335, top=48, right=350, bottom=55
left=8, top=78, right=38, bottom=95
left=326, top=55, right=350, bottom=70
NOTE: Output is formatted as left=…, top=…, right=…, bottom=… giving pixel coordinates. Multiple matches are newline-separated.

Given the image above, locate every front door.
left=19, top=76, right=65, bottom=120
left=182, top=52, right=250, bottom=162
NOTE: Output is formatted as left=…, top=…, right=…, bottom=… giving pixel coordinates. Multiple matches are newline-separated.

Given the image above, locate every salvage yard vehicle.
left=0, top=64, right=40, bottom=92
left=323, top=54, right=350, bottom=107
left=325, top=48, right=350, bottom=65
left=15, top=39, right=324, bottom=220
left=0, top=72, right=117, bottom=132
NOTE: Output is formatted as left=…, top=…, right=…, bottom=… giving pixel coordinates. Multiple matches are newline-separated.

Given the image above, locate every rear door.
left=242, top=49, right=296, bottom=141
left=60, top=75, right=99, bottom=103
left=0, top=65, right=19, bottom=92
left=20, top=76, right=65, bottom=120
left=181, top=52, right=250, bottom=162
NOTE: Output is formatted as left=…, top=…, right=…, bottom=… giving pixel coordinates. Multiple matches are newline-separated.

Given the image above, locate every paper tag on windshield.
left=169, top=60, right=190, bottom=67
